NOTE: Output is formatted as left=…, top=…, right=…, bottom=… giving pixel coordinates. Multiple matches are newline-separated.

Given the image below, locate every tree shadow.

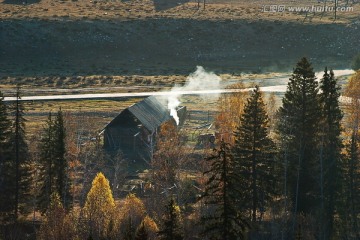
left=2, top=0, right=41, bottom=5
left=153, top=0, right=190, bottom=11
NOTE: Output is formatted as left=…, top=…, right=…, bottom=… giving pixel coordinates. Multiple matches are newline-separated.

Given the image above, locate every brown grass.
left=1, top=0, right=359, bottom=24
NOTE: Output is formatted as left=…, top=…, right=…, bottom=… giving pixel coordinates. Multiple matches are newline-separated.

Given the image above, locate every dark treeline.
left=0, top=57, right=360, bottom=239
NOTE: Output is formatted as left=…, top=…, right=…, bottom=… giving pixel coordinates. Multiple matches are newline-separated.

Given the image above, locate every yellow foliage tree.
left=84, top=172, right=115, bottom=239
left=215, top=83, right=248, bottom=144
left=121, top=193, right=146, bottom=219
left=344, top=71, right=360, bottom=132
left=152, top=122, right=186, bottom=188
left=136, top=215, right=159, bottom=240
left=114, top=193, right=147, bottom=238
left=37, top=192, right=77, bottom=240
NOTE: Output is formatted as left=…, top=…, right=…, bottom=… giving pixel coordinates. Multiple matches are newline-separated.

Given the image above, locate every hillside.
left=1, top=18, right=359, bottom=78
left=1, top=0, right=359, bottom=78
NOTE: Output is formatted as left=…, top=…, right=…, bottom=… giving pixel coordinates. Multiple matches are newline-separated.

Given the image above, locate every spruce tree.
left=318, top=68, right=343, bottom=238
left=158, top=198, right=183, bottom=240
left=10, top=86, right=31, bottom=219
left=0, top=91, right=13, bottom=219
left=201, top=141, right=249, bottom=240
left=53, top=109, right=71, bottom=208
left=233, top=85, right=275, bottom=223
left=38, top=112, right=55, bottom=213
left=277, top=57, right=322, bottom=215
left=37, top=109, right=71, bottom=212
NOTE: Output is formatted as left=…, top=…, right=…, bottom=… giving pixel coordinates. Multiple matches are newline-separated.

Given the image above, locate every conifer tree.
left=10, top=86, right=31, bottom=219
left=318, top=68, right=343, bottom=238
left=277, top=57, right=322, bottom=215
left=233, top=85, right=275, bottom=223
left=53, top=109, right=72, bottom=208
left=37, top=112, right=55, bottom=213
left=37, top=109, right=71, bottom=212
left=158, top=198, right=183, bottom=240
left=0, top=91, right=13, bottom=219
left=201, top=141, right=249, bottom=240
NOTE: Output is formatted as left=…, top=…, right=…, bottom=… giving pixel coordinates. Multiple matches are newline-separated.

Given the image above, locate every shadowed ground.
left=0, top=18, right=358, bottom=77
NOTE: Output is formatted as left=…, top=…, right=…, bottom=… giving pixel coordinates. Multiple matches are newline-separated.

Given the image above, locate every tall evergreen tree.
left=158, top=198, right=183, bottom=240
left=201, top=141, right=249, bottom=240
left=318, top=68, right=343, bottom=239
left=38, top=112, right=55, bottom=213
left=233, top=85, right=275, bottom=223
left=0, top=91, right=13, bottom=219
left=10, top=86, right=31, bottom=219
left=277, top=57, right=322, bottom=215
left=37, top=109, right=71, bottom=212
left=53, top=109, right=71, bottom=208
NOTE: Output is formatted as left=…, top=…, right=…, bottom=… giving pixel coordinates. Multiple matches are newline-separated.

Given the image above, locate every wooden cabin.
left=103, top=96, right=186, bottom=161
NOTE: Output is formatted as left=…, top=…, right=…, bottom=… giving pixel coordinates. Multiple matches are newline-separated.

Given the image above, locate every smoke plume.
left=167, top=66, right=222, bottom=125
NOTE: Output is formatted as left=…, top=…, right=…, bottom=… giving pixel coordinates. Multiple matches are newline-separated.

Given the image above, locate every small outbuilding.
left=103, top=96, right=186, bottom=160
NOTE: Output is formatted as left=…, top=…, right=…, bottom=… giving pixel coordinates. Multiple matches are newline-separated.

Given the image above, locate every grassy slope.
left=1, top=0, right=359, bottom=78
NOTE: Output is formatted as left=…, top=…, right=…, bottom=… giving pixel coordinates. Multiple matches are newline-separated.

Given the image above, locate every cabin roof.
left=106, top=96, right=173, bottom=132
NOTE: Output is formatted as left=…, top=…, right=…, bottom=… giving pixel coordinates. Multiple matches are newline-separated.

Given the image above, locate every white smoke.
left=167, top=66, right=222, bottom=125
left=167, top=94, right=181, bottom=125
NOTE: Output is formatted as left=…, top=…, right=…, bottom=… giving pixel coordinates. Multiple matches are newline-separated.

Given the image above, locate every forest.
left=1, top=57, right=360, bottom=239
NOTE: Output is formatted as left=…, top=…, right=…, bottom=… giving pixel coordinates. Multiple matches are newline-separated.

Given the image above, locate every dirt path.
left=4, top=69, right=354, bottom=101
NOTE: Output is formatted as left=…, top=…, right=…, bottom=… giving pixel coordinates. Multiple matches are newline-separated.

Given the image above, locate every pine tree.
left=10, top=86, right=31, bottom=219
left=277, top=57, right=322, bottom=215
left=53, top=109, right=71, bottom=209
left=158, top=198, right=183, bottom=240
left=0, top=91, right=13, bottom=219
left=37, top=109, right=71, bottom=212
left=37, top=112, right=56, bottom=213
left=201, top=141, right=249, bottom=240
left=233, top=85, right=275, bottom=223
left=318, top=68, right=343, bottom=238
